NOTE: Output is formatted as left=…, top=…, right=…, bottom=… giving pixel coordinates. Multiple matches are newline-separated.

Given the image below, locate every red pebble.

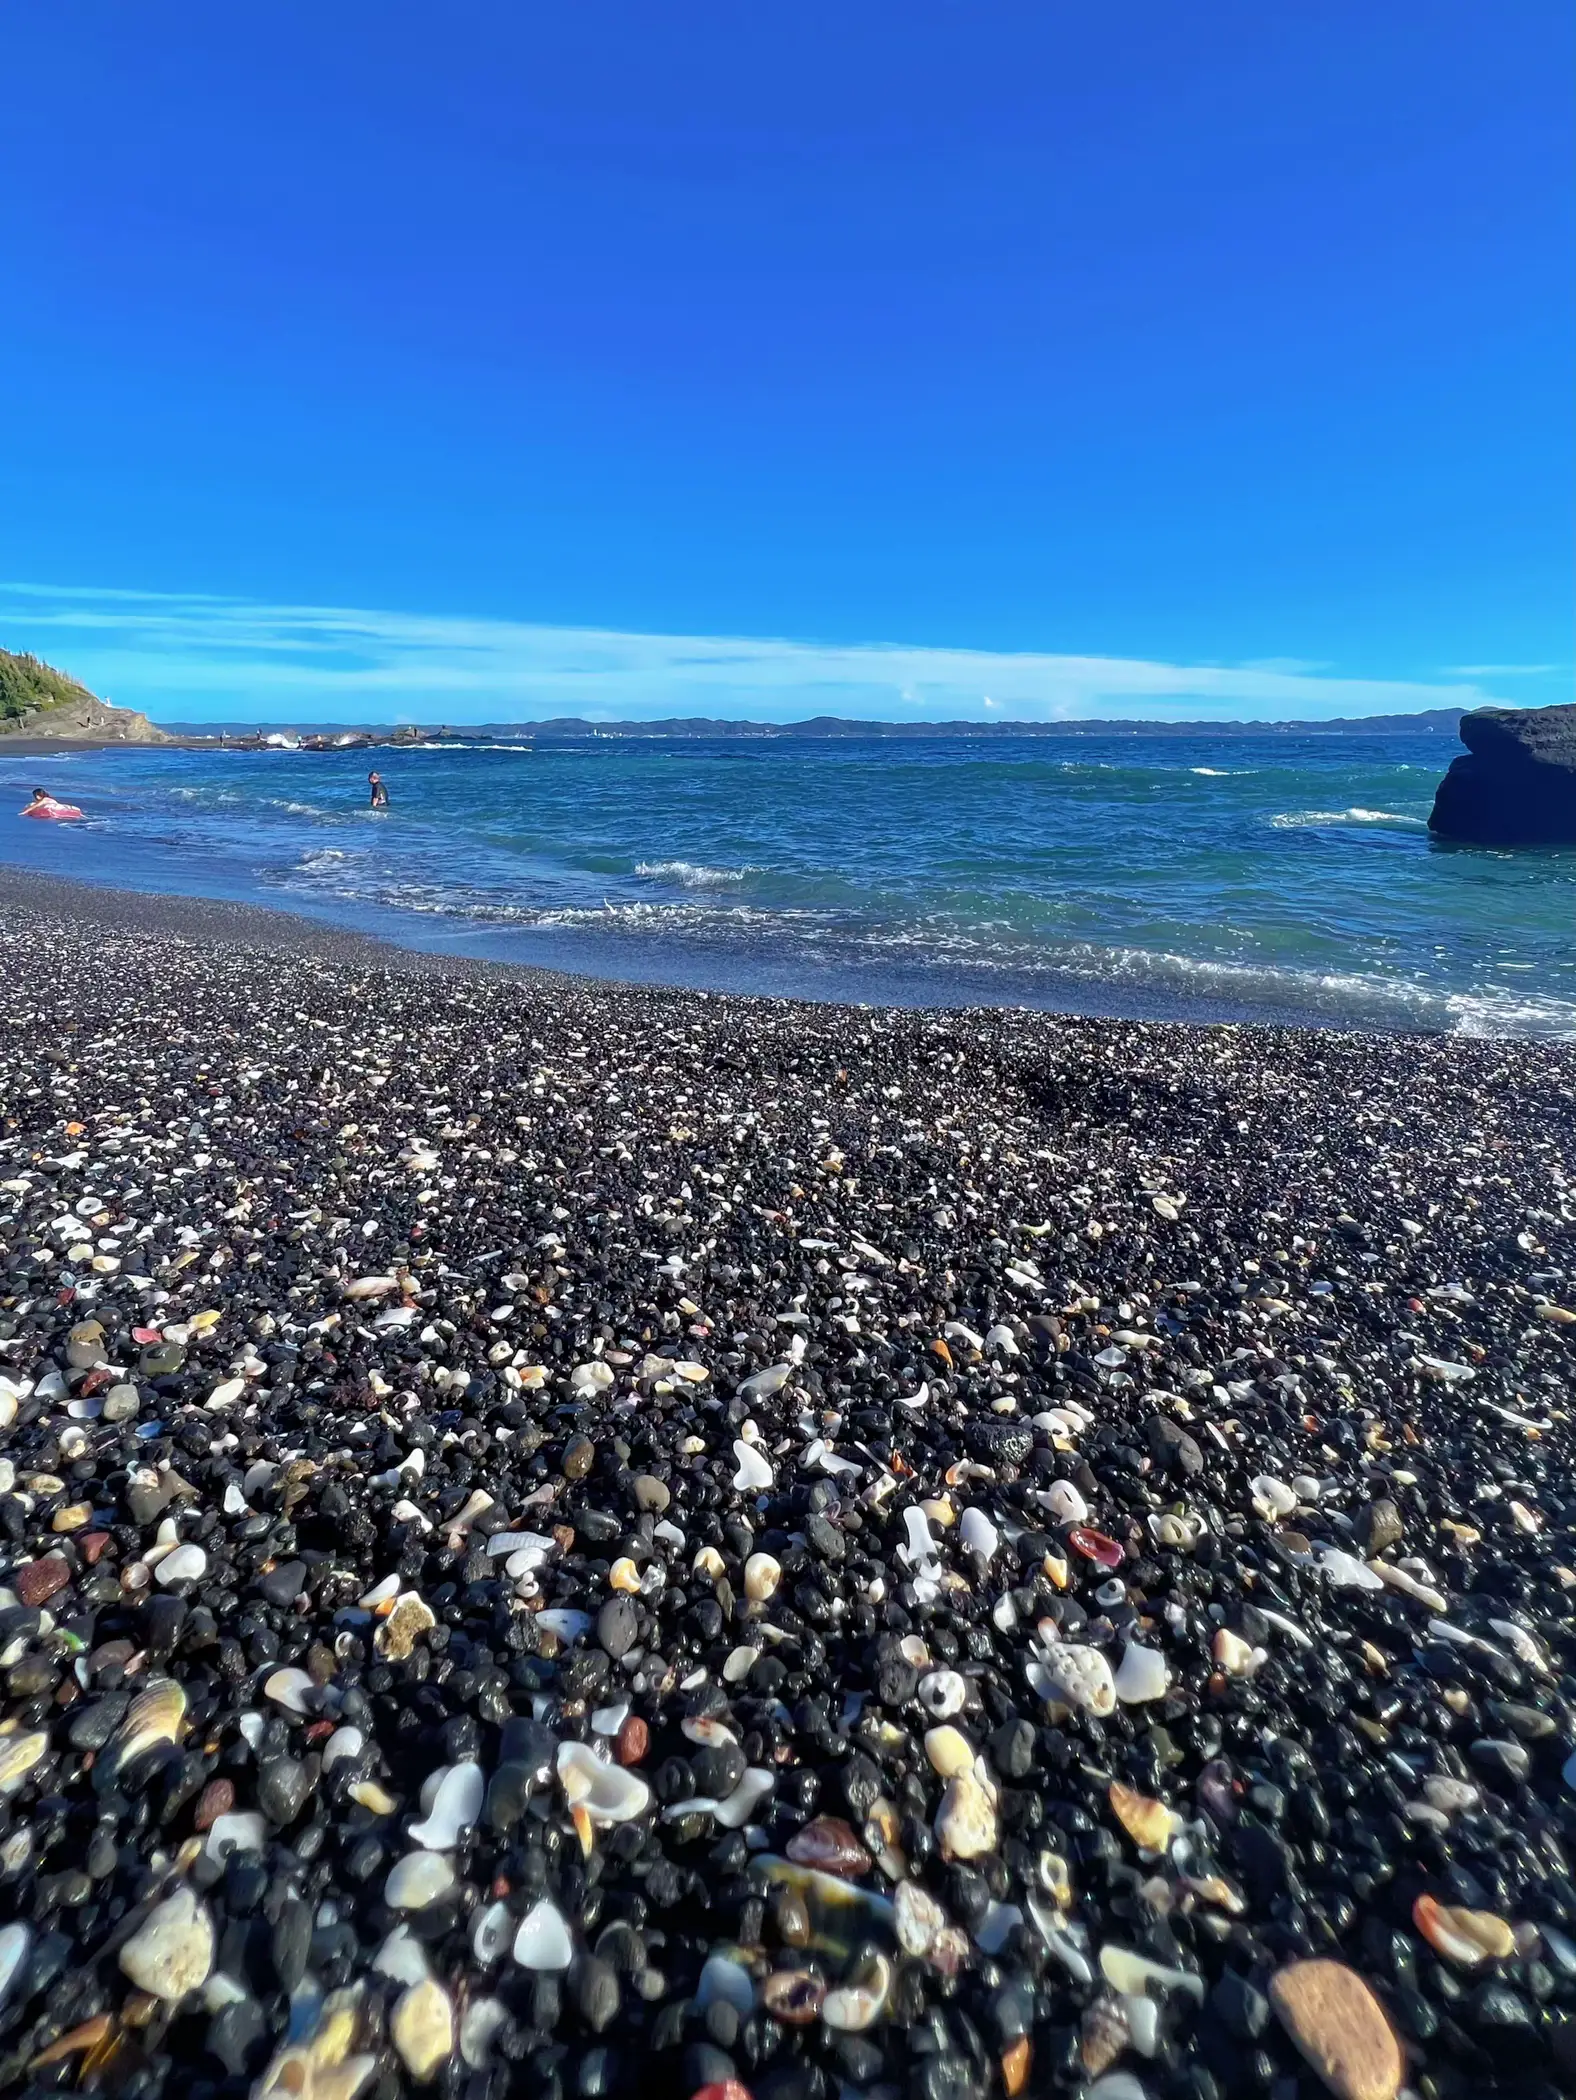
left=1067, top=1525, right=1124, bottom=1570
left=615, top=1715, right=649, bottom=1766
left=194, top=1778, right=235, bottom=1832
left=690, top=2086, right=752, bottom=2100
left=14, top=1555, right=71, bottom=1607
left=78, top=1368, right=115, bottom=1395
left=78, top=1532, right=111, bottom=1566
left=132, top=1327, right=162, bottom=1345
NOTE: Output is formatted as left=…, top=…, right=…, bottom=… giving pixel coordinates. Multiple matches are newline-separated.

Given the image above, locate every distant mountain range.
left=173, top=706, right=1470, bottom=740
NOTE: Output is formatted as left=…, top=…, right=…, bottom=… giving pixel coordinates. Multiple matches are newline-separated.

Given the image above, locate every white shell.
left=1100, top=1945, right=1205, bottom=2002
left=900, top=1507, right=938, bottom=1568
left=959, top=1507, right=998, bottom=1564
left=732, top=1440, right=774, bottom=1492
left=667, top=1766, right=776, bottom=1829
left=513, top=1897, right=574, bottom=1971
left=740, top=1363, right=793, bottom=1399
left=918, top=1670, right=967, bottom=1720
left=822, top=1953, right=892, bottom=2032
left=1038, top=1481, right=1089, bottom=1524
left=322, top=1726, right=366, bottom=1771
left=935, top=1773, right=998, bottom=1860
left=409, top=1762, right=484, bottom=1850
left=263, top=1667, right=316, bottom=1715
left=472, top=1900, right=514, bottom=1965
left=1112, top=1642, right=1171, bottom=1705
left=1249, top=1475, right=1297, bottom=1520
left=1028, top=1643, right=1117, bottom=1716
left=556, top=1740, right=651, bottom=1824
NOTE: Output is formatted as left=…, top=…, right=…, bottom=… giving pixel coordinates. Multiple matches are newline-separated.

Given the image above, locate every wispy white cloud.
left=1444, top=663, right=1561, bottom=678
left=0, top=580, right=1507, bottom=725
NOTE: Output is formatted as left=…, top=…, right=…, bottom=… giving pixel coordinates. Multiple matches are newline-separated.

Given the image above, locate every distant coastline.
left=158, top=705, right=1468, bottom=743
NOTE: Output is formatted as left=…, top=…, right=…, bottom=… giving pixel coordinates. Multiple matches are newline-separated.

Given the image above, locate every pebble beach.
left=1, top=875, right=1574, bottom=2100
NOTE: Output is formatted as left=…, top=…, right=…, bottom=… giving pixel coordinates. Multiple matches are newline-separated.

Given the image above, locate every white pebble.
left=384, top=1851, right=457, bottom=1911
left=513, top=1897, right=573, bottom=1971
left=731, top=1440, right=774, bottom=1492
left=118, top=1886, right=214, bottom=2000
left=155, top=1543, right=207, bottom=1586
left=408, top=1762, right=484, bottom=1850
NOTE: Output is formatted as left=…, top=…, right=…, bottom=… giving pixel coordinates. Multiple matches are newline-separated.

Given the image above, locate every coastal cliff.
left=0, top=647, right=169, bottom=743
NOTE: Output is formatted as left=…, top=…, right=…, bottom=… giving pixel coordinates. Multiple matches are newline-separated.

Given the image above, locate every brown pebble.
left=89, top=1638, right=136, bottom=1677
left=14, top=1555, right=71, bottom=1608
left=785, top=1814, right=872, bottom=1878
left=615, top=1715, right=649, bottom=1766
left=194, top=1779, right=235, bottom=1832
left=562, top=1434, right=594, bottom=1481
left=772, top=1888, right=811, bottom=1948
left=1269, top=1959, right=1402, bottom=2100
left=78, top=1532, right=111, bottom=1566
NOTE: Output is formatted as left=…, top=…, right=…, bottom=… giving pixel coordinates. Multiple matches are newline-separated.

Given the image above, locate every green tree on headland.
left=0, top=648, right=99, bottom=724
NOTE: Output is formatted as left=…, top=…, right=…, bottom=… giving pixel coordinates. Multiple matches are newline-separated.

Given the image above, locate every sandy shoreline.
left=0, top=868, right=1572, bottom=2095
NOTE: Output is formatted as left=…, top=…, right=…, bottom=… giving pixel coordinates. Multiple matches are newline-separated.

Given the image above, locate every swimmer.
left=368, top=770, right=389, bottom=810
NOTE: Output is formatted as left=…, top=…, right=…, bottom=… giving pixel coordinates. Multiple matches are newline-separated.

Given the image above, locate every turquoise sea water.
left=3, top=732, right=1572, bottom=1036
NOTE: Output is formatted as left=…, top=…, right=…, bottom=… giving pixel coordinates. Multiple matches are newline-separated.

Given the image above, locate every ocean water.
left=3, top=731, right=1573, bottom=1037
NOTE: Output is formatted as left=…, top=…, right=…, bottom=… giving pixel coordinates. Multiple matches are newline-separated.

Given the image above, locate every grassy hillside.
left=0, top=647, right=99, bottom=724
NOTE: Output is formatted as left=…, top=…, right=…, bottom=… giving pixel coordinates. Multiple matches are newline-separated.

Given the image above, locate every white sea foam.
left=1271, top=807, right=1426, bottom=829
left=634, top=860, right=755, bottom=889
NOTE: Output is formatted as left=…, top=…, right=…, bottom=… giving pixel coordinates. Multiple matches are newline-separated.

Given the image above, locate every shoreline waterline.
left=0, top=863, right=1543, bottom=1044
left=2, top=731, right=1572, bottom=1039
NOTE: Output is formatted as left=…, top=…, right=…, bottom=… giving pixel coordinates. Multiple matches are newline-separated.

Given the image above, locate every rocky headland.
left=1429, top=704, right=1576, bottom=847
left=0, top=648, right=168, bottom=745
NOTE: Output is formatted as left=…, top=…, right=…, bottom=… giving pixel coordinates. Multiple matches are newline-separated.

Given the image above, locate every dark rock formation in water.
left=1429, top=702, right=1576, bottom=844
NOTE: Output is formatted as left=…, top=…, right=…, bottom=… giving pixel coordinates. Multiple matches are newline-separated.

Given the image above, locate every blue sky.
left=0, top=3, right=1570, bottom=724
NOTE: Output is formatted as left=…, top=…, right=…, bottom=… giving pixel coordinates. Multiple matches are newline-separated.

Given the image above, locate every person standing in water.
left=368, top=770, right=389, bottom=809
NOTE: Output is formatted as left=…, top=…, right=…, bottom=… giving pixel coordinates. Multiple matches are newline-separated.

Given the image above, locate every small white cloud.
left=1444, top=663, right=1560, bottom=678
left=0, top=580, right=1511, bottom=727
